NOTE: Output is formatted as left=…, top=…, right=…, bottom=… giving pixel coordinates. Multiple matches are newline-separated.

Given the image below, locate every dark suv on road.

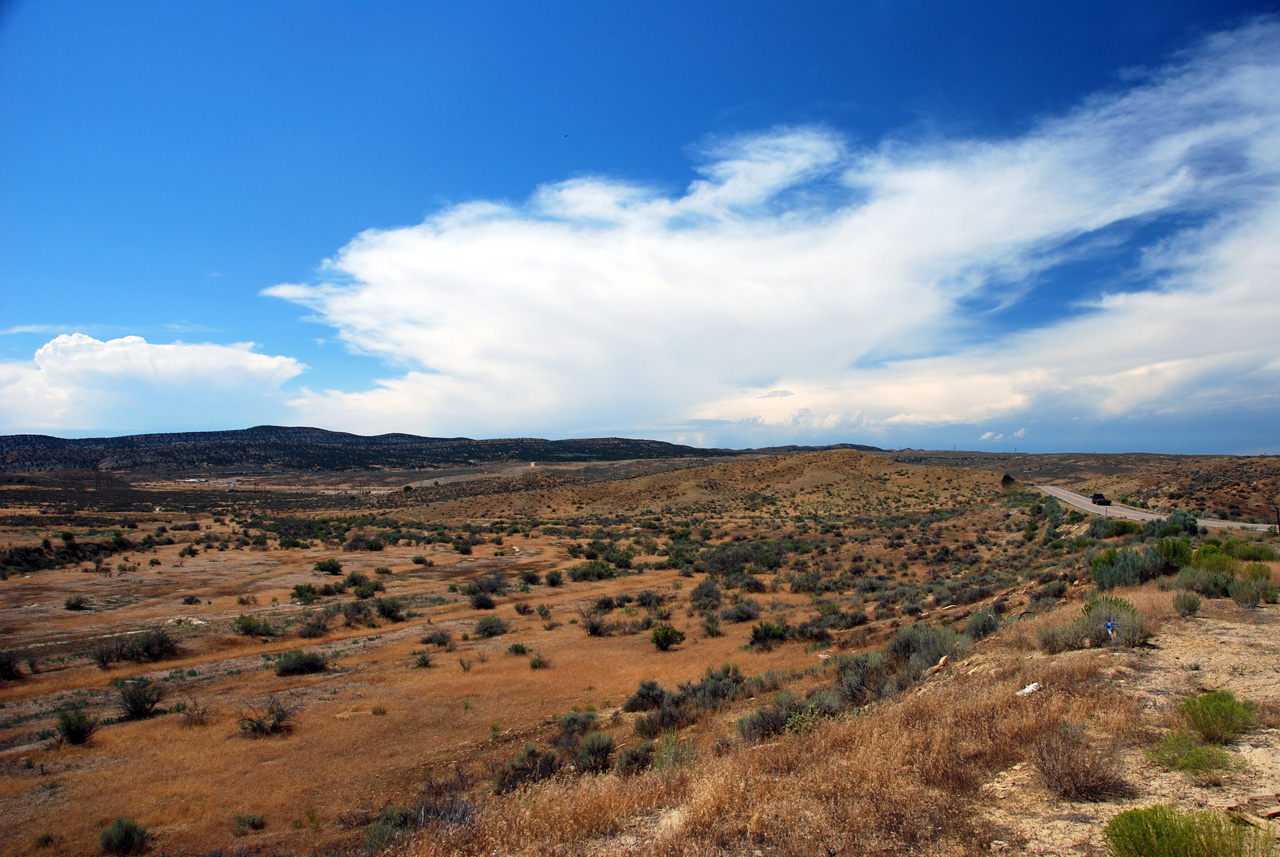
left=1091, top=493, right=1112, bottom=506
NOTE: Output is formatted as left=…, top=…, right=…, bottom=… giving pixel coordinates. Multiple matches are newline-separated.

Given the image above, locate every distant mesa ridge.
left=0, top=425, right=881, bottom=474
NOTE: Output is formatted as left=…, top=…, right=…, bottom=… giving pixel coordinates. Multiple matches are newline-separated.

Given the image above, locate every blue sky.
left=3, top=1, right=1280, bottom=453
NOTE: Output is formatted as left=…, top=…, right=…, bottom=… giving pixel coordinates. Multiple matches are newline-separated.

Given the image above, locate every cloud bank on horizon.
left=3, top=19, right=1280, bottom=451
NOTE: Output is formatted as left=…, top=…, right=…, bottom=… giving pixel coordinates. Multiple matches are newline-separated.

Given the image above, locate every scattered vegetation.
left=1104, top=805, right=1276, bottom=857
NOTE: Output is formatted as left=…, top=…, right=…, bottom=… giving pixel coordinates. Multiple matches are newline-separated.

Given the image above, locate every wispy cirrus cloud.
left=261, top=19, right=1280, bottom=450
left=0, top=334, right=303, bottom=433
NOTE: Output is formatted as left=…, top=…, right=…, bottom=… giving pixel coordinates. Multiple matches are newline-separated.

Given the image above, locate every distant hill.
left=0, top=426, right=762, bottom=474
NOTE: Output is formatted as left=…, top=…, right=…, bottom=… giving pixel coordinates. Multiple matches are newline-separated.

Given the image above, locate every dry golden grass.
left=402, top=644, right=1139, bottom=857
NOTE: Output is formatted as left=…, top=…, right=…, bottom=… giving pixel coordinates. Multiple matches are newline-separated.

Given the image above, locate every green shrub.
left=232, top=614, right=279, bottom=638
left=1225, top=540, right=1279, bottom=562
left=1173, top=591, right=1201, bottom=617
left=291, top=584, right=317, bottom=605
left=115, top=678, right=165, bottom=720
left=422, top=630, right=453, bottom=648
left=469, top=591, right=496, bottom=610
left=275, top=649, right=327, bottom=676
left=623, top=679, right=672, bottom=712
left=56, top=706, right=99, bottom=745
left=64, top=594, right=90, bottom=611
left=475, top=616, right=509, bottom=638
left=99, top=817, right=149, bottom=855
left=544, top=570, right=563, bottom=587
left=965, top=608, right=1000, bottom=640
left=1104, top=804, right=1276, bottom=857
left=124, top=629, right=177, bottom=662
left=1175, top=566, right=1235, bottom=598
left=1241, top=561, right=1275, bottom=581
left=314, top=558, right=342, bottom=574
left=374, top=598, right=405, bottom=622
left=650, top=623, right=685, bottom=651
left=747, top=620, right=789, bottom=650
left=1145, top=729, right=1236, bottom=780
left=1081, top=594, right=1150, bottom=648
left=576, top=732, right=616, bottom=773
left=507, top=643, right=528, bottom=655
left=1192, top=548, right=1241, bottom=576
left=529, top=652, right=547, bottom=670
left=1179, top=690, right=1255, bottom=743
left=1229, top=578, right=1262, bottom=607
left=354, top=581, right=383, bottom=599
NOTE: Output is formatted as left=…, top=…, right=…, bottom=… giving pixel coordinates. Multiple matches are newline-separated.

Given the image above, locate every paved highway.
left=1034, top=484, right=1274, bottom=532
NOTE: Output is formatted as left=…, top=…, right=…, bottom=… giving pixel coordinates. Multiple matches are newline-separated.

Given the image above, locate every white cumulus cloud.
left=0, top=334, right=304, bottom=433
left=262, top=20, right=1280, bottom=446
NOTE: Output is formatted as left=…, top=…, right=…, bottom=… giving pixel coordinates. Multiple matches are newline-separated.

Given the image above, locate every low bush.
left=296, top=613, right=328, bottom=638
left=116, top=678, right=165, bottom=720
left=422, top=630, right=453, bottom=647
left=737, top=691, right=805, bottom=742
left=634, top=701, right=695, bottom=739
left=124, top=629, right=177, bottom=662
left=1145, top=729, right=1236, bottom=781
left=1175, top=566, right=1235, bottom=598
left=831, top=652, right=890, bottom=707
left=513, top=602, right=533, bottom=615
left=1104, top=804, right=1276, bottom=857
left=1179, top=690, right=1255, bottom=744
left=494, top=742, right=560, bottom=793
left=1031, top=724, right=1131, bottom=801
left=720, top=599, right=761, bottom=623
left=55, top=706, right=99, bottom=745
left=623, top=679, right=672, bottom=712
left=375, top=597, right=406, bottom=622
left=507, top=642, right=528, bottom=655
left=475, top=616, right=509, bottom=638
left=238, top=698, right=297, bottom=737
left=275, top=649, right=328, bottom=676
left=469, top=591, right=496, bottom=610
left=233, top=812, right=266, bottom=836
left=314, top=558, right=342, bottom=574
left=1173, top=590, right=1201, bottom=617
left=99, top=817, right=149, bottom=855
left=964, top=607, right=1000, bottom=640
left=747, top=620, right=789, bottom=650
left=651, top=623, right=685, bottom=651
left=1229, top=577, right=1278, bottom=607
left=232, top=614, right=279, bottom=638
left=1081, top=594, right=1150, bottom=648
left=1242, top=561, right=1275, bottom=581
left=92, top=637, right=127, bottom=670
left=576, top=732, right=616, bottom=773
left=544, top=570, right=563, bottom=587
left=615, top=740, right=654, bottom=775
left=64, top=594, right=89, bottom=611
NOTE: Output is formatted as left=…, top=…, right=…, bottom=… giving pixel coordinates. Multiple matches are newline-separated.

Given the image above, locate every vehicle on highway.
left=1091, top=492, right=1112, bottom=506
